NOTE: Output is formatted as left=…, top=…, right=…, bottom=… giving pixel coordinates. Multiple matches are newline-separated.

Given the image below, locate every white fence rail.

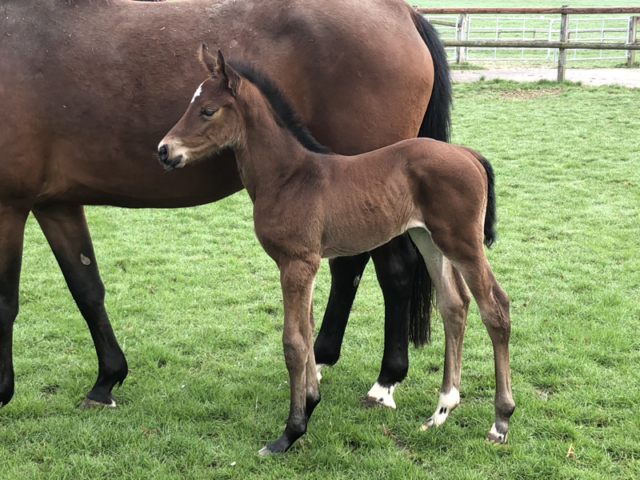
left=417, top=7, right=640, bottom=79
left=427, top=15, right=636, bottom=62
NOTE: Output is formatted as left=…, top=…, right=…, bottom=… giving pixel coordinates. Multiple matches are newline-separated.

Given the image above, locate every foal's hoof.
left=78, top=396, right=117, bottom=409
left=420, top=418, right=434, bottom=431
left=361, top=382, right=396, bottom=409
left=486, top=423, right=508, bottom=444
left=420, top=388, right=459, bottom=430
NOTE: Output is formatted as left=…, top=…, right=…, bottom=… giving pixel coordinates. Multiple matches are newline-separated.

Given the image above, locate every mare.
left=0, top=0, right=450, bottom=409
left=158, top=48, right=515, bottom=454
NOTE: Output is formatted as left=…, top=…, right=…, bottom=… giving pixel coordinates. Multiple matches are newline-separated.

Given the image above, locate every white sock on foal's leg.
left=421, top=387, right=460, bottom=430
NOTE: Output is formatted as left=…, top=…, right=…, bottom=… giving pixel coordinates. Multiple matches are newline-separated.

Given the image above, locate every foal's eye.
left=201, top=108, right=218, bottom=117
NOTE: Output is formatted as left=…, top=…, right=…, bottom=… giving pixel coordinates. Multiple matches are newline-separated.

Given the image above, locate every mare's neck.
left=233, top=89, right=315, bottom=202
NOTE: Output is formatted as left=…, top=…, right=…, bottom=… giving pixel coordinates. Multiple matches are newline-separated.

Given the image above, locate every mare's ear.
left=215, top=50, right=241, bottom=97
left=198, top=43, right=217, bottom=75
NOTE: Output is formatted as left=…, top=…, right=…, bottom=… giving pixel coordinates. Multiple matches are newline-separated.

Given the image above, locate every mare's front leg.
left=260, top=256, right=320, bottom=455
left=0, top=203, right=30, bottom=406
left=314, top=253, right=370, bottom=379
left=33, top=205, right=128, bottom=407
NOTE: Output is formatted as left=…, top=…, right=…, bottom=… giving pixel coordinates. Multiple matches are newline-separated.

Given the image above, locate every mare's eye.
left=201, top=108, right=218, bottom=117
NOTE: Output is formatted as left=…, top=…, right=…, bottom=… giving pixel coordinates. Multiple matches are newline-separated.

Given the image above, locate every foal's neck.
left=233, top=86, right=317, bottom=202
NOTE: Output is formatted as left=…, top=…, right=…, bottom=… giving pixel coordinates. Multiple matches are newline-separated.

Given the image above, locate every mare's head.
left=158, top=46, right=243, bottom=169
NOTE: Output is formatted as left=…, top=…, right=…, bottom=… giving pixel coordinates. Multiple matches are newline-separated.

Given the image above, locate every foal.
left=158, top=47, right=515, bottom=455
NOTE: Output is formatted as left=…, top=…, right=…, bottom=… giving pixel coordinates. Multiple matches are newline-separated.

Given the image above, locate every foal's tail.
left=476, top=154, right=497, bottom=248
left=407, top=11, right=451, bottom=347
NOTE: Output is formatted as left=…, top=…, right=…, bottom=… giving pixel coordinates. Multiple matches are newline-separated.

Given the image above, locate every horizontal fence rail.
left=441, top=40, right=640, bottom=50
left=417, top=7, right=640, bottom=15
left=415, top=6, right=640, bottom=80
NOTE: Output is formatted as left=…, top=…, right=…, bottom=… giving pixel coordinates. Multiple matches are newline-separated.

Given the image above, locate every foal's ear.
left=215, top=49, right=241, bottom=97
left=198, top=43, right=217, bottom=75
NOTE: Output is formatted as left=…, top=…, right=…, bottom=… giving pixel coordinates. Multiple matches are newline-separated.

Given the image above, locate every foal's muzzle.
left=157, top=144, right=184, bottom=170
left=158, top=144, right=169, bottom=163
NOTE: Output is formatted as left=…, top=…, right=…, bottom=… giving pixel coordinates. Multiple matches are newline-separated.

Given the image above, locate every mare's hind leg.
left=32, top=205, right=128, bottom=408
left=409, top=229, right=470, bottom=428
left=0, top=203, right=29, bottom=406
left=314, top=253, right=370, bottom=379
left=361, top=234, right=419, bottom=409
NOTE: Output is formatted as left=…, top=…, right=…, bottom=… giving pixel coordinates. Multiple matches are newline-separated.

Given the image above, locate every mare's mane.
left=227, top=60, right=331, bottom=155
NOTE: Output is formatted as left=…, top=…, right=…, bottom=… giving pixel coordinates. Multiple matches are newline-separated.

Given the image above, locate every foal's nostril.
left=158, top=144, right=169, bottom=162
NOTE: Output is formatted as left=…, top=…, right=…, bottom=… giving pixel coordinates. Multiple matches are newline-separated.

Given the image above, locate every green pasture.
left=2, top=80, right=639, bottom=478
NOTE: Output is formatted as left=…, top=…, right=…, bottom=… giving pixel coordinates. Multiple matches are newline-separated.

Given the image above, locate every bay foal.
left=158, top=48, right=515, bottom=454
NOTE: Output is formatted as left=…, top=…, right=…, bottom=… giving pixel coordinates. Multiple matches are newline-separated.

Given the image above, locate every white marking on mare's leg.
left=191, top=82, right=204, bottom=103
left=316, top=363, right=325, bottom=382
left=421, top=387, right=460, bottom=430
left=487, top=422, right=507, bottom=443
left=364, top=382, right=396, bottom=409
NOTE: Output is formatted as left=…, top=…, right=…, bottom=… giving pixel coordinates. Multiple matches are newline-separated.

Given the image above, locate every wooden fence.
left=416, top=6, right=640, bottom=81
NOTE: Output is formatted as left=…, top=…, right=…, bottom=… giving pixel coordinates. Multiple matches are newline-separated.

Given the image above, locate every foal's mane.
left=227, top=60, right=331, bottom=155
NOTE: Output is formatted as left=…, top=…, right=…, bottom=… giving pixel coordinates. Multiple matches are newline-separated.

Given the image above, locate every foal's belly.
left=320, top=214, right=423, bottom=259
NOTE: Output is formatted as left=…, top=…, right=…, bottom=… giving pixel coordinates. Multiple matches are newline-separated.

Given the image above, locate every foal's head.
left=158, top=46, right=244, bottom=169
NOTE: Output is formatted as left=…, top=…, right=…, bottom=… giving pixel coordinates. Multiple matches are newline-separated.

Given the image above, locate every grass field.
left=2, top=80, right=639, bottom=478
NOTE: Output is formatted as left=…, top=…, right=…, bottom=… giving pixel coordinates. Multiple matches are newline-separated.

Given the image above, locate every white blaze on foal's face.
left=191, top=82, right=204, bottom=104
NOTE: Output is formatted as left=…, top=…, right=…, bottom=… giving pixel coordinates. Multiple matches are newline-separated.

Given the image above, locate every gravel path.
left=451, top=68, right=640, bottom=88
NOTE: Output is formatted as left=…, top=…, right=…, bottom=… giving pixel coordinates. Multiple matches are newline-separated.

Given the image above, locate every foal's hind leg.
left=33, top=205, right=128, bottom=408
left=409, top=229, right=470, bottom=429
left=456, top=258, right=514, bottom=443
left=0, top=203, right=29, bottom=406
left=428, top=231, right=515, bottom=443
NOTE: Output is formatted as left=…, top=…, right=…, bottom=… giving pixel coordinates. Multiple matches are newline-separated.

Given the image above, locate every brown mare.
left=0, top=0, right=451, bottom=410
left=158, top=48, right=515, bottom=454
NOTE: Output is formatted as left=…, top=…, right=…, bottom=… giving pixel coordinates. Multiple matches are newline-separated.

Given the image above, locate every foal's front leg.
left=260, top=256, right=320, bottom=455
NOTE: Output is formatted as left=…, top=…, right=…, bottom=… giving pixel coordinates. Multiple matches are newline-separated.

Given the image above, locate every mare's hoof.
left=361, top=383, right=396, bottom=409
left=258, top=433, right=294, bottom=455
left=486, top=423, right=507, bottom=444
left=78, top=396, right=117, bottom=409
left=361, top=395, right=393, bottom=409
left=258, top=446, right=274, bottom=456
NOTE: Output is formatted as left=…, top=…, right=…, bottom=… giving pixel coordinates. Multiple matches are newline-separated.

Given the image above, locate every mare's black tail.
left=412, top=10, right=452, bottom=143
left=407, top=11, right=452, bottom=347
left=477, top=155, right=497, bottom=248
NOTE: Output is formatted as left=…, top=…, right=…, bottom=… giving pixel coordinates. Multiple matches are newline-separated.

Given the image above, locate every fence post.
left=456, top=13, right=468, bottom=63
left=557, top=7, right=569, bottom=82
left=628, top=16, right=638, bottom=67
